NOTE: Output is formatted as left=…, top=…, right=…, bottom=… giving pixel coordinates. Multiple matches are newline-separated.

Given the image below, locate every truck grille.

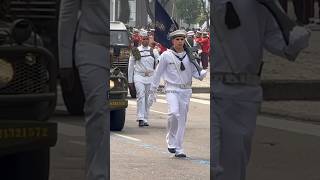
left=5, top=0, right=59, bottom=21
left=112, top=58, right=129, bottom=76
left=0, top=56, right=49, bottom=94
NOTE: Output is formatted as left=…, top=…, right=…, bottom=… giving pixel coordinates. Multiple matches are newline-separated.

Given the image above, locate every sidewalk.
left=191, top=93, right=320, bottom=124
left=190, top=19, right=320, bottom=123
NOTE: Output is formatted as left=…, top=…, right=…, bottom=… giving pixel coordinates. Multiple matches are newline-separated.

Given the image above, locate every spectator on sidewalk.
left=197, top=32, right=210, bottom=69
left=292, top=0, right=314, bottom=25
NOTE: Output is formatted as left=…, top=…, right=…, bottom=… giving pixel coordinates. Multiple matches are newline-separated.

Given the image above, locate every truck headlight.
left=0, top=58, right=14, bottom=89
left=110, top=80, right=115, bottom=89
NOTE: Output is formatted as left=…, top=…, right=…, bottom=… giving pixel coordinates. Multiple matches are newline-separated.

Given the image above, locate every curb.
left=190, top=95, right=320, bottom=123
left=192, top=80, right=320, bottom=100
left=259, top=110, right=320, bottom=124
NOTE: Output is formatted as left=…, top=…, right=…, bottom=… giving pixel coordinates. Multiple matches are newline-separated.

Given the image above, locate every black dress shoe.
left=143, top=122, right=149, bottom=126
left=175, top=153, right=187, bottom=158
left=138, top=120, right=144, bottom=127
left=168, top=148, right=176, bottom=153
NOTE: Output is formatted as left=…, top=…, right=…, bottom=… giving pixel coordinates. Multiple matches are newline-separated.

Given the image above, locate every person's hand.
left=198, top=70, right=207, bottom=81
left=285, top=26, right=311, bottom=61
left=147, top=91, right=157, bottom=107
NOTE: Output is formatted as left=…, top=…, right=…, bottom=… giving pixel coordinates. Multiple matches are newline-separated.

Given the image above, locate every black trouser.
left=292, top=0, right=314, bottom=24
left=201, top=53, right=209, bottom=69
left=279, top=0, right=288, bottom=12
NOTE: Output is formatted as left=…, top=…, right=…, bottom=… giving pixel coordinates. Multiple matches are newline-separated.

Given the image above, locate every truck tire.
left=0, top=148, right=49, bottom=180
left=110, top=109, right=126, bottom=131
left=60, top=68, right=85, bottom=115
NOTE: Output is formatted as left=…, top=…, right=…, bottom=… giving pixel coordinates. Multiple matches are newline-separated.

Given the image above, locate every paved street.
left=48, top=91, right=320, bottom=180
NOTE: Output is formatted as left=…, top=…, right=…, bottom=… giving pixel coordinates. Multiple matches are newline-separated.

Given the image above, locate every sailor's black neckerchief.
left=170, top=46, right=202, bottom=76
left=170, top=46, right=186, bottom=71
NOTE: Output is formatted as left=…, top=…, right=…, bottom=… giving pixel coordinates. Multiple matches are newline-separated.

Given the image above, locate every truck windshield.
left=110, top=30, right=129, bottom=46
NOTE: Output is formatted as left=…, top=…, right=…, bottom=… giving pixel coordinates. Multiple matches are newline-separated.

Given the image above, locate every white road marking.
left=157, top=94, right=210, bottom=105
left=190, top=98, right=210, bottom=105
left=69, top=140, right=85, bottom=146
left=257, top=115, right=320, bottom=137
left=149, top=109, right=168, bottom=115
left=128, top=100, right=168, bottom=115
left=58, top=122, right=85, bottom=136
left=112, top=133, right=141, bottom=142
left=129, top=95, right=210, bottom=105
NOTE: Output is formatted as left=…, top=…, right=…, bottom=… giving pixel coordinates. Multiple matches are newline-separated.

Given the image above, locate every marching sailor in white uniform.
left=148, top=29, right=207, bottom=157
left=128, top=30, right=159, bottom=127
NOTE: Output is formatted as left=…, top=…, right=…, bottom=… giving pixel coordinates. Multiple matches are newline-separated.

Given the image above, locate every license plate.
left=109, top=100, right=128, bottom=108
left=0, top=127, right=49, bottom=139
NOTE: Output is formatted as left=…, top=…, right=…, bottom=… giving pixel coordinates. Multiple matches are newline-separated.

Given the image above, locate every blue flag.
left=154, top=0, right=179, bottom=48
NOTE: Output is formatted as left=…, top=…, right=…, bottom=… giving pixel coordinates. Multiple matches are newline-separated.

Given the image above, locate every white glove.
left=285, top=26, right=311, bottom=61
left=147, top=91, right=157, bottom=107
left=198, top=70, right=207, bottom=81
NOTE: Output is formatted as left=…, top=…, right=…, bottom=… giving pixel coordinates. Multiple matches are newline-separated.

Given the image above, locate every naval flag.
left=154, top=0, right=178, bottom=48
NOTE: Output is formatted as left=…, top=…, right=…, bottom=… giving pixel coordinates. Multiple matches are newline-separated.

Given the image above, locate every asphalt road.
left=49, top=93, right=320, bottom=180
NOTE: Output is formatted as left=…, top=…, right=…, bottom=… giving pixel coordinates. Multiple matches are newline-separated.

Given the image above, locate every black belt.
left=212, top=72, right=261, bottom=86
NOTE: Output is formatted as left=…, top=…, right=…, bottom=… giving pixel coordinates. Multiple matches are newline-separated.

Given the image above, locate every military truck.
left=60, top=21, right=129, bottom=131
left=0, top=0, right=59, bottom=179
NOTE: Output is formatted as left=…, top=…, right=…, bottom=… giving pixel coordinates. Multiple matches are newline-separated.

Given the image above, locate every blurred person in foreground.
left=58, top=0, right=109, bottom=179
left=212, top=0, right=310, bottom=179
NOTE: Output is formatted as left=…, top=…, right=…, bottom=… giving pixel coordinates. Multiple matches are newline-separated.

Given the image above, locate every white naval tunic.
left=150, top=49, right=206, bottom=154
left=128, top=45, right=159, bottom=84
left=128, top=45, right=159, bottom=122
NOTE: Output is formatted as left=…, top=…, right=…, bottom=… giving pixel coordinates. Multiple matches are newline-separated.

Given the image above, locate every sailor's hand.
left=147, top=91, right=157, bottom=107
left=286, top=26, right=311, bottom=61
left=198, top=70, right=207, bottom=81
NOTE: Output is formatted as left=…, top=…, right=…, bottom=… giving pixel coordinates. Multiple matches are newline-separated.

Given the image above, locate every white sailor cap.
left=169, top=29, right=187, bottom=39
left=139, top=30, right=148, bottom=37
left=187, top=31, right=195, bottom=36
left=133, top=28, right=139, bottom=32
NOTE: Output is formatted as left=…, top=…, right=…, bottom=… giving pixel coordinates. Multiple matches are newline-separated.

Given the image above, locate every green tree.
left=175, top=0, right=201, bottom=27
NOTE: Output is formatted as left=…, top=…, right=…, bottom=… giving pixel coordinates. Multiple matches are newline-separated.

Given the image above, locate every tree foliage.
left=175, top=0, right=201, bottom=27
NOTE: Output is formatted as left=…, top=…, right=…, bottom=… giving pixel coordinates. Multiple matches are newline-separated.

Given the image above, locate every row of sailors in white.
left=148, top=29, right=207, bottom=157
left=128, top=30, right=160, bottom=127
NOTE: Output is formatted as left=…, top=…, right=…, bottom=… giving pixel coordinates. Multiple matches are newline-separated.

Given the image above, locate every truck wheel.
left=60, top=68, right=85, bottom=115
left=110, top=109, right=126, bottom=131
left=0, top=148, right=49, bottom=180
